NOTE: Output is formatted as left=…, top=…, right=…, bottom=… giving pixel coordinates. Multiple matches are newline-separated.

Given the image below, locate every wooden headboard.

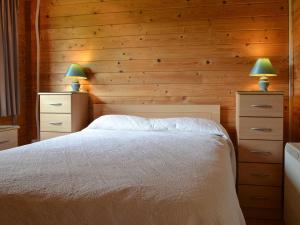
left=93, top=104, right=220, bottom=123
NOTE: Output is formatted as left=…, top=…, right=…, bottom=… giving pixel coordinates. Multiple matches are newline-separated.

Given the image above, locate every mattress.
left=0, top=116, right=245, bottom=225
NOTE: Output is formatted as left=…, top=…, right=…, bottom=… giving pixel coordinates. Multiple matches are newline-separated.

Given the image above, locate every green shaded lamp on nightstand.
left=65, top=64, right=87, bottom=92
left=250, top=58, right=277, bottom=92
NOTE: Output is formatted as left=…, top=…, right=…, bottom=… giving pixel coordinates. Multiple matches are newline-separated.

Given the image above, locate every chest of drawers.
left=39, top=92, right=89, bottom=141
left=0, top=126, right=19, bottom=151
left=236, top=91, right=284, bottom=220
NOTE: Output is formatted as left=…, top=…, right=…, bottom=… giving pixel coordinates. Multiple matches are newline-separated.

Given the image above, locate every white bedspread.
left=0, top=129, right=245, bottom=225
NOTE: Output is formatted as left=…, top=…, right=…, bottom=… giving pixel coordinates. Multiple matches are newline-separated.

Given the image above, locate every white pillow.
left=150, top=117, right=229, bottom=138
left=87, top=115, right=152, bottom=131
left=87, top=115, right=228, bottom=138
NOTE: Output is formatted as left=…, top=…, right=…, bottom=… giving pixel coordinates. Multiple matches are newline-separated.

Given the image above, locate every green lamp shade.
left=250, top=58, right=277, bottom=77
left=65, top=64, right=87, bottom=92
left=65, top=64, right=87, bottom=79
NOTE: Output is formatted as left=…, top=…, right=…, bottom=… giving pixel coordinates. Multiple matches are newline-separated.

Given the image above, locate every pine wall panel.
left=39, top=0, right=289, bottom=139
left=293, top=0, right=300, bottom=141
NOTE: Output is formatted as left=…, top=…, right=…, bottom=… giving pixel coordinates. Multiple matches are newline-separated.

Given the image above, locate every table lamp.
left=65, top=64, right=87, bottom=92
left=250, top=58, right=277, bottom=92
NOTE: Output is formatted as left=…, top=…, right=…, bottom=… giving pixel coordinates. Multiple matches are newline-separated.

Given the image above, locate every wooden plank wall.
left=0, top=0, right=36, bottom=145
left=292, top=0, right=300, bottom=141
left=39, top=0, right=289, bottom=139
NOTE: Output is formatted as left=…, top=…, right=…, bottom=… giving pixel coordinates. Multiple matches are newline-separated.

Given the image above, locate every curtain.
left=0, top=0, right=19, bottom=118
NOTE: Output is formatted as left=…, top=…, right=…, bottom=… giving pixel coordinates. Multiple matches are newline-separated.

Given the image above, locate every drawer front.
left=40, top=95, right=71, bottom=113
left=242, top=207, right=282, bottom=220
left=40, top=132, right=70, bottom=141
left=0, top=130, right=18, bottom=150
left=238, top=94, right=283, bottom=117
left=40, top=114, right=72, bottom=132
left=239, top=117, right=283, bottom=140
left=238, top=185, right=282, bottom=209
left=238, top=140, right=283, bottom=163
left=238, top=163, right=282, bottom=186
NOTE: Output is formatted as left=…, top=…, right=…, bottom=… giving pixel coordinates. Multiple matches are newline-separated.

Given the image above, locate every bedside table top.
left=0, top=125, right=20, bottom=132
left=236, top=91, right=284, bottom=95
left=38, top=92, right=88, bottom=95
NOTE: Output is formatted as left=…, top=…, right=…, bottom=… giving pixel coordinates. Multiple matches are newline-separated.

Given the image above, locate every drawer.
left=40, top=95, right=71, bottom=113
left=0, top=130, right=18, bottom=150
left=238, top=140, right=283, bottom=163
left=238, top=163, right=282, bottom=186
left=238, top=185, right=282, bottom=209
left=238, top=117, right=283, bottom=140
left=40, top=114, right=72, bottom=132
left=40, top=132, right=70, bottom=141
left=242, top=207, right=282, bottom=220
left=238, top=94, right=283, bottom=117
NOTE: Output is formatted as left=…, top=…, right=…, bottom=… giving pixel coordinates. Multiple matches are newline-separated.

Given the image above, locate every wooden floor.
left=246, top=219, right=285, bottom=225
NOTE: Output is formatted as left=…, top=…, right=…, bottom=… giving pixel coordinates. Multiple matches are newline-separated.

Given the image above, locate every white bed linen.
left=0, top=128, right=245, bottom=225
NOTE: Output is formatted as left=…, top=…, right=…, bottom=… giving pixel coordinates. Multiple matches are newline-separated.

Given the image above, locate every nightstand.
left=39, top=92, right=89, bottom=141
left=236, top=91, right=284, bottom=220
left=0, top=126, right=19, bottom=151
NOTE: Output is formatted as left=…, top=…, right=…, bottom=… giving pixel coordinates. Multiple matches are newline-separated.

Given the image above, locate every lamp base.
left=258, top=76, right=269, bottom=92
left=71, top=80, right=80, bottom=92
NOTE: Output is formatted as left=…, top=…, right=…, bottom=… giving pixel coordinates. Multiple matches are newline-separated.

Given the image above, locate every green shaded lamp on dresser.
left=250, top=58, right=277, bottom=92
left=65, top=64, right=87, bottom=92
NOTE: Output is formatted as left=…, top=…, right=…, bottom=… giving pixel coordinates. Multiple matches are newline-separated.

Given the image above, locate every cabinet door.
left=238, top=140, right=283, bottom=163
left=239, top=117, right=283, bottom=140
left=0, top=130, right=18, bottom=151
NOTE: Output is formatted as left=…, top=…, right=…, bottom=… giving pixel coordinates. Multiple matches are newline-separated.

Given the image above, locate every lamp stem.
left=71, top=80, right=80, bottom=92
left=258, top=76, right=270, bottom=92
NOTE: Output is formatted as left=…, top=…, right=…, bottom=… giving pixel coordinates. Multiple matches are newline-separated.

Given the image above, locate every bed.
left=0, top=104, right=245, bottom=225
